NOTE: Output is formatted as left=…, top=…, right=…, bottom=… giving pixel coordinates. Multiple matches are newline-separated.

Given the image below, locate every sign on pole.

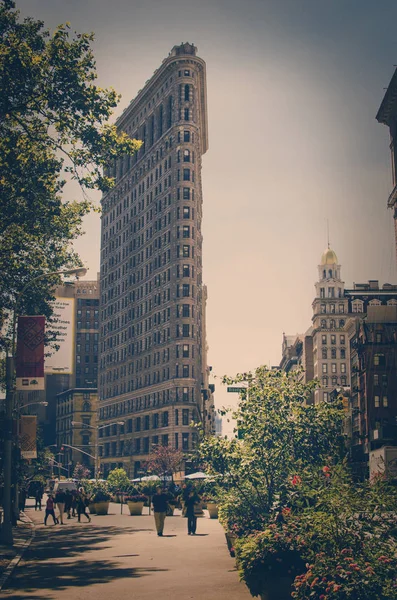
left=227, top=387, right=247, bottom=393
left=45, top=298, right=75, bottom=374
left=16, top=316, right=45, bottom=390
left=19, top=415, right=37, bottom=459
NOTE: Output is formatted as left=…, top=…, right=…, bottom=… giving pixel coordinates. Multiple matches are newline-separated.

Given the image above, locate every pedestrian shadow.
left=191, top=534, right=208, bottom=537
left=4, top=561, right=168, bottom=599
left=160, top=534, right=177, bottom=537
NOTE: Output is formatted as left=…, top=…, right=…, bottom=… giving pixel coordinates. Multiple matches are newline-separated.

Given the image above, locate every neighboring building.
left=56, top=388, right=98, bottom=476
left=347, top=305, right=397, bottom=478
left=279, top=331, right=314, bottom=384
left=376, top=67, right=397, bottom=264
left=98, top=43, right=213, bottom=477
left=40, top=276, right=100, bottom=446
left=214, top=413, right=223, bottom=437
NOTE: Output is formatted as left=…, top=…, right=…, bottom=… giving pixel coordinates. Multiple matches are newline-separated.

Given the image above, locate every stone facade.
left=55, top=388, right=98, bottom=475
left=98, top=43, right=213, bottom=477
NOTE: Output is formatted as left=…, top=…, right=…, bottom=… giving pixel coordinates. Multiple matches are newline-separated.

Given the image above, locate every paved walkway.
left=0, top=512, right=34, bottom=591
left=0, top=501, right=252, bottom=600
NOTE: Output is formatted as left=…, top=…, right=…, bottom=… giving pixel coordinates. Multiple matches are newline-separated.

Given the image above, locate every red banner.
left=16, top=316, right=45, bottom=391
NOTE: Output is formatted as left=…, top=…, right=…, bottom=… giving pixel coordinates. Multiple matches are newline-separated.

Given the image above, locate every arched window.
left=183, top=149, right=190, bottom=162
left=184, top=84, right=190, bottom=101
left=387, top=299, right=397, bottom=306
left=323, top=269, right=326, bottom=279
left=82, top=401, right=91, bottom=412
left=339, top=319, right=345, bottom=328
left=369, top=299, right=381, bottom=306
left=328, top=269, right=333, bottom=278
left=330, top=319, right=336, bottom=329
left=322, top=376, right=328, bottom=387
left=352, top=300, right=364, bottom=313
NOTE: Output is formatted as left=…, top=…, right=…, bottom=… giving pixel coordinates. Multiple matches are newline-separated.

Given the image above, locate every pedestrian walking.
left=35, top=488, right=43, bottom=511
left=65, top=489, right=73, bottom=519
left=44, top=495, right=58, bottom=525
left=152, top=486, right=169, bottom=536
left=71, top=489, right=78, bottom=517
left=19, top=487, right=27, bottom=512
left=55, top=489, right=66, bottom=524
left=76, top=492, right=91, bottom=523
left=185, top=489, right=200, bottom=535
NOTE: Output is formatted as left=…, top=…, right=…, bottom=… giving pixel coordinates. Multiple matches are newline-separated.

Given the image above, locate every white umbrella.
left=130, top=475, right=161, bottom=482
left=185, top=471, right=210, bottom=480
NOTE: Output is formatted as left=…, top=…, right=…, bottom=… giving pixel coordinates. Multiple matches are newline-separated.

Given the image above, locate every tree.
left=199, top=366, right=345, bottom=534
left=106, top=467, right=130, bottom=493
left=145, top=446, right=184, bottom=482
left=73, top=463, right=91, bottom=481
left=0, top=0, right=141, bottom=353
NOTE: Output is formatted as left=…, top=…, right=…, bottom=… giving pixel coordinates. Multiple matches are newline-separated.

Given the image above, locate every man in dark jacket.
left=152, top=487, right=169, bottom=536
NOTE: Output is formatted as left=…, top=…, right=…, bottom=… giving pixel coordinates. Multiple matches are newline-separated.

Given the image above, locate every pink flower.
left=291, top=475, right=302, bottom=486
left=322, top=466, right=331, bottom=477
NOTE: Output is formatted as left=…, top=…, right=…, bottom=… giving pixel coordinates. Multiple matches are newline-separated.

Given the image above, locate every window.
left=184, top=69, right=190, bottom=76
left=382, top=374, right=387, bottom=386
left=162, top=434, right=169, bottom=446
left=383, top=396, right=388, bottom=407
left=322, top=349, right=328, bottom=359
left=332, top=376, right=338, bottom=386
left=153, top=413, right=159, bottom=429
left=182, top=365, right=189, bottom=378
left=183, top=187, right=190, bottom=200
left=183, top=207, right=190, bottom=219
left=330, top=319, right=336, bottom=329
left=339, top=304, right=344, bottom=313
left=182, top=284, right=190, bottom=297
left=376, top=333, right=382, bottom=343
left=183, top=168, right=190, bottom=181
left=183, top=225, right=190, bottom=238
left=144, top=415, right=150, bottom=430
left=152, top=435, right=159, bottom=446
left=374, top=354, right=385, bottom=366
left=369, top=299, right=381, bottom=306
left=322, top=335, right=327, bottom=345
left=352, top=300, right=364, bottom=313
left=162, top=411, right=169, bottom=427
left=374, top=396, right=380, bottom=408
left=322, top=364, right=328, bottom=374
left=183, top=149, right=190, bottom=162
left=321, top=304, right=326, bottom=314
left=143, top=437, right=149, bottom=453
left=183, top=130, right=190, bottom=142
left=339, top=320, right=345, bottom=328
left=175, top=432, right=179, bottom=449
left=331, top=363, right=337, bottom=373
left=323, top=392, right=329, bottom=401
left=136, top=438, right=141, bottom=453
left=182, top=344, right=189, bottom=357
left=341, top=363, right=346, bottom=373
left=320, top=288, right=325, bottom=298
left=322, top=376, right=328, bottom=386
left=321, top=319, right=327, bottom=329
left=330, top=304, right=335, bottom=313
left=328, top=287, right=335, bottom=298
left=182, top=324, right=190, bottom=337
left=183, top=264, right=190, bottom=277
left=182, top=409, right=189, bottom=425
left=182, top=245, right=190, bottom=257
left=182, top=387, right=189, bottom=401
left=374, top=374, right=379, bottom=386
left=135, top=417, right=141, bottom=432
left=175, top=409, right=179, bottom=425
left=182, top=433, right=189, bottom=450
left=331, top=335, right=336, bottom=345
left=184, top=108, right=189, bottom=121
left=340, top=349, right=346, bottom=359
left=340, top=335, right=345, bottom=345
left=341, top=376, right=347, bottom=386
left=331, top=348, right=336, bottom=359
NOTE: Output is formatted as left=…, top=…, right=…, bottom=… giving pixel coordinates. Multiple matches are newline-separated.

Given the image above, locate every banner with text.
left=19, top=415, right=37, bottom=459
left=45, top=298, right=75, bottom=374
left=16, top=316, right=45, bottom=391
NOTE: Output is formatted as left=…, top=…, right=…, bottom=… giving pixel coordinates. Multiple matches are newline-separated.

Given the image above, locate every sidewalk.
left=0, top=511, right=34, bottom=591
left=2, top=501, right=252, bottom=599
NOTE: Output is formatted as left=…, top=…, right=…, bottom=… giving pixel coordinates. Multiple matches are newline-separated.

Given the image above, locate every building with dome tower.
left=312, top=247, right=349, bottom=404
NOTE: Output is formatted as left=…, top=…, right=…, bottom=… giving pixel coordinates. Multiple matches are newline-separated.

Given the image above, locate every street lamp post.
left=0, top=267, right=87, bottom=546
left=71, top=421, right=125, bottom=479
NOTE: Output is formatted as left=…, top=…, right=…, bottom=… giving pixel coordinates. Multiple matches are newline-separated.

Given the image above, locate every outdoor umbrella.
left=184, top=472, right=209, bottom=480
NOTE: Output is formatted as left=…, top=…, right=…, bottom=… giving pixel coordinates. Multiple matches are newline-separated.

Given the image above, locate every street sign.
left=227, top=387, right=246, bottom=393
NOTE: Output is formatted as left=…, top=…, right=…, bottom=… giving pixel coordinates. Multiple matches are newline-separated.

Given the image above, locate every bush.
left=125, top=494, right=148, bottom=503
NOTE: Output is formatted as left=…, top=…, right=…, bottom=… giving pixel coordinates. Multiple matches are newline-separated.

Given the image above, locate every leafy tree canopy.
left=0, top=0, right=141, bottom=350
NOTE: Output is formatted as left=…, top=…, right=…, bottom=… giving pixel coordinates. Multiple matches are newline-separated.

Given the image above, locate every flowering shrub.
left=235, top=524, right=306, bottom=597
left=125, top=494, right=148, bottom=503
left=292, top=548, right=397, bottom=600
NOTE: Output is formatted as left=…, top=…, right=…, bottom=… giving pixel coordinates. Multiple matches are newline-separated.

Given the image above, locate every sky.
left=16, top=0, right=397, bottom=435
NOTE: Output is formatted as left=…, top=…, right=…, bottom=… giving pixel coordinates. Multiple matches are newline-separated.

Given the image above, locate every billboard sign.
left=16, top=316, right=45, bottom=390
left=20, top=415, right=38, bottom=459
left=45, top=298, right=75, bottom=374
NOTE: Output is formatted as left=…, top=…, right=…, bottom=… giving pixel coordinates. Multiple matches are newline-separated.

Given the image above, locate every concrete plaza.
left=0, top=501, right=252, bottom=600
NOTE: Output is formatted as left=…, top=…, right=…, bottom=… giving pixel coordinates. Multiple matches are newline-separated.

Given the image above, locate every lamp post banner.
left=19, top=415, right=38, bottom=459
left=16, top=316, right=45, bottom=391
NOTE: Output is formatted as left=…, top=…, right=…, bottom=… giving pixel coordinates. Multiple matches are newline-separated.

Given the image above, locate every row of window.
left=100, top=430, right=193, bottom=455
left=374, top=396, right=389, bottom=408
left=322, top=363, right=347, bottom=374
left=320, top=319, right=345, bottom=329
left=322, top=376, right=347, bottom=387
left=322, top=348, right=346, bottom=359
left=320, top=304, right=345, bottom=314
left=98, top=386, right=195, bottom=415
left=321, top=334, right=346, bottom=345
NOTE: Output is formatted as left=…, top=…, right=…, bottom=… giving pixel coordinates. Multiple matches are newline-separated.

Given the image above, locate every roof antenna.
left=327, top=219, right=330, bottom=249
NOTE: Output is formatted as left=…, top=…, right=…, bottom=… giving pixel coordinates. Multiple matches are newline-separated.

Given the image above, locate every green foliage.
left=91, top=481, right=111, bottom=502
left=0, top=0, right=141, bottom=354
left=106, top=467, right=130, bottom=492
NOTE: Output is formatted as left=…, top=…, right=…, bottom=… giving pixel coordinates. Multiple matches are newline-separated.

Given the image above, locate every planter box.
left=88, top=503, right=96, bottom=514
left=225, top=532, right=237, bottom=557
left=207, top=502, right=218, bottom=519
left=127, top=501, right=144, bottom=515
left=94, top=501, right=110, bottom=515
left=259, top=576, right=294, bottom=600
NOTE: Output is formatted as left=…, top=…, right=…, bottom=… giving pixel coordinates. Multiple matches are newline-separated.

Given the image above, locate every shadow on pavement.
left=3, top=524, right=168, bottom=599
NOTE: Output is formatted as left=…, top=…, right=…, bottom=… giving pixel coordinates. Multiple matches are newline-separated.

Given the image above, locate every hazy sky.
left=16, top=0, right=397, bottom=434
